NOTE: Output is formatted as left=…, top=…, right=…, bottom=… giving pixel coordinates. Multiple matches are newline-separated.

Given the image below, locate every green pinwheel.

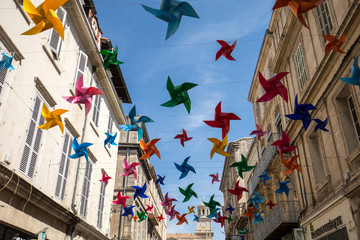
left=136, top=211, right=147, bottom=222
left=230, top=154, right=255, bottom=179
left=99, top=46, right=123, bottom=70
left=161, top=77, right=197, bottom=114
left=179, top=183, right=198, bottom=202
left=227, top=215, right=234, bottom=223
left=203, top=194, right=221, bottom=213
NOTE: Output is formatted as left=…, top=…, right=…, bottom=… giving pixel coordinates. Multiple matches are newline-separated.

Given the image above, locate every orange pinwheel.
left=243, top=206, right=255, bottom=219
left=272, top=0, right=324, bottom=28
left=22, top=0, right=68, bottom=40
left=133, top=215, right=139, bottom=222
left=176, top=213, right=188, bottom=225
left=281, top=155, right=302, bottom=175
left=139, top=138, right=161, bottom=160
left=324, top=34, right=346, bottom=54
left=38, top=103, right=68, bottom=133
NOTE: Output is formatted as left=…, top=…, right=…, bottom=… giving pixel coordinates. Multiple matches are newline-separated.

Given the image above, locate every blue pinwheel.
left=68, top=138, right=93, bottom=163
left=122, top=206, right=135, bottom=217
left=119, top=106, right=154, bottom=141
left=253, top=211, right=264, bottom=224
left=339, top=56, right=360, bottom=89
left=226, top=204, right=235, bottom=215
left=247, top=191, right=265, bottom=210
left=131, top=183, right=149, bottom=199
left=193, top=215, right=200, bottom=222
left=285, top=94, right=316, bottom=130
left=275, top=179, right=291, bottom=197
left=206, top=208, right=220, bottom=220
left=142, top=0, right=200, bottom=40
left=104, top=132, right=117, bottom=146
left=258, top=170, right=272, bottom=184
left=313, top=118, right=329, bottom=132
left=0, top=52, right=15, bottom=70
left=156, top=175, right=165, bottom=185
left=174, top=156, right=196, bottom=179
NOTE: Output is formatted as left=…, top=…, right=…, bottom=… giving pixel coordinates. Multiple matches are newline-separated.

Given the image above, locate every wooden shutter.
left=80, top=161, right=92, bottom=216
left=48, top=7, right=67, bottom=58
left=55, top=132, right=72, bottom=200
left=20, top=95, right=44, bottom=178
left=74, top=51, right=88, bottom=83
left=97, top=182, right=106, bottom=228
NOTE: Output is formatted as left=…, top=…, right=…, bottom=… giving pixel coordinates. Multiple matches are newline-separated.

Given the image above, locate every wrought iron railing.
left=253, top=201, right=300, bottom=240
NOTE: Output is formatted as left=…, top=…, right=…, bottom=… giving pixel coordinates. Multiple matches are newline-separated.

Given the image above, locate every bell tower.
left=195, top=203, right=214, bottom=240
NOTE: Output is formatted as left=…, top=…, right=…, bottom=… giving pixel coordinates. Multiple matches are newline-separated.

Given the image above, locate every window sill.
left=345, top=146, right=360, bottom=174
left=42, top=42, right=62, bottom=75
left=13, top=0, right=31, bottom=25
left=90, top=121, right=100, bottom=137
left=315, top=175, right=332, bottom=202
left=104, top=145, right=111, bottom=157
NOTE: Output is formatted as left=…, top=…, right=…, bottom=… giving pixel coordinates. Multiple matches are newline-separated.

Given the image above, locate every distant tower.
left=195, top=203, right=214, bottom=240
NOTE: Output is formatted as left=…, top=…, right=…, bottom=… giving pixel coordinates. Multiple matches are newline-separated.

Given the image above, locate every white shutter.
left=74, top=51, right=88, bottom=83
left=0, top=45, right=9, bottom=102
left=107, top=115, right=114, bottom=148
left=92, top=95, right=101, bottom=126
left=80, top=161, right=92, bottom=216
left=55, top=132, right=72, bottom=200
left=97, top=181, right=106, bottom=228
left=20, top=95, right=44, bottom=179
left=48, top=7, right=67, bottom=59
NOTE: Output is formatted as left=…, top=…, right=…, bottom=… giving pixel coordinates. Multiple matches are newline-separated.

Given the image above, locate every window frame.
left=48, top=7, right=67, bottom=59
left=97, top=181, right=106, bottom=229
left=80, top=160, right=93, bottom=217
left=0, top=43, right=10, bottom=103
left=294, top=43, right=307, bottom=89
left=316, top=0, right=333, bottom=41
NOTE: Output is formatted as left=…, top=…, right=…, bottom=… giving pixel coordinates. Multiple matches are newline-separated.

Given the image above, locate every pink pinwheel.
left=120, top=157, right=141, bottom=180
left=257, top=71, right=289, bottom=103
left=250, top=124, right=268, bottom=141
left=63, top=75, right=104, bottom=116
left=99, top=172, right=112, bottom=186
left=160, top=192, right=177, bottom=208
left=165, top=204, right=180, bottom=221
left=112, top=191, right=130, bottom=209
left=209, top=172, right=221, bottom=184
left=145, top=204, right=154, bottom=213
left=272, top=131, right=296, bottom=157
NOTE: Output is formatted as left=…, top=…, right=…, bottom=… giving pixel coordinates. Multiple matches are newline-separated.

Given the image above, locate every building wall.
left=246, top=0, right=360, bottom=239
left=0, top=0, right=129, bottom=239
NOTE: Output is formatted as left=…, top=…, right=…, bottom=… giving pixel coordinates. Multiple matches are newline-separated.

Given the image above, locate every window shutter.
left=80, top=161, right=92, bottom=216
left=92, top=95, right=101, bottom=126
left=0, top=46, right=9, bottom=101
left=48, top=7, right=67, bottom=58
left=74, top=51, right=88, bottom=83
left=97, top=182, right=106, bottom=228
left=107, top=115, right=114, bottom=148
left=55, top=132, right=72, bottom=200
left=20, top=95, right=44, bottom=178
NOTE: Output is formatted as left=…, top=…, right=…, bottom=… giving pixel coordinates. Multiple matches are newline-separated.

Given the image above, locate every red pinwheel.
left=324, top=34, right=346, bottom=54
left=266, top=199, right=276, bottom=210
left=99, top=172, right=112, bottom=186
left=145, top=204, right=154, bottom=213
left=250, top=124, right=268, bottom=141
left=139, top=138, right=161, bottom=160
left=227, top=180, right=249, bottom=202
left=213, top=212, right=228, bottom=227
left=216, top=40, right=237, bottom=61
left=272, top=0, right=324, bottom=28
left=209, top=172, right=221, bottom=184
left=157, top=214, right=165, bottom=222
left=256, top=71, right=289, bottom=103
left=174, top=129, right=193, bottom=147
left=112, top=191, right=130, bottom=209
left=165, top=205, right=180, bottom=221
left=272, top=131, right=296, bottom=157
left=204, top=101, right=241, bottom=139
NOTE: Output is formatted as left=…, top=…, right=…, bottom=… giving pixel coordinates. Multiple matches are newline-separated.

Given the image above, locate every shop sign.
left=311, top=216, right=342, bottom=239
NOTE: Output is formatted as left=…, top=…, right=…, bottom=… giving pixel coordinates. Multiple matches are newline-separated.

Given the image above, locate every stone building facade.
left=245, top=0, right=360, bottom=239
left=0, top=0, right=131, bottom=239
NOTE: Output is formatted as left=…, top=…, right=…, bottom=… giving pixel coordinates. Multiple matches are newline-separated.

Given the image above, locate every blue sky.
left=95, top=0, right=273, bottom=238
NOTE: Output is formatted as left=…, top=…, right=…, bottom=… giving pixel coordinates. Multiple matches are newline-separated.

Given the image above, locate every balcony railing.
left=253, top=201, right=300, bottom=240
left=249, top=139, right=277, bottom=192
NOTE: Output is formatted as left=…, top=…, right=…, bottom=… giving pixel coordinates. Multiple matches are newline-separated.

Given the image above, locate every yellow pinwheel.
left=208, top=135, right=231, bottom=159
left=188, top=206, right=195, bottom=214
left=38, top=104, right=68, bottom=133
left=22, top=0, right=68, bottom=40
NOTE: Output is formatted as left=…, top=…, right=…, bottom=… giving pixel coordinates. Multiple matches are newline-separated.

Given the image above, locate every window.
left=294, top=43, right=307, bottom=89
left=97, top=181, right=106, bottom=229
left=275, top=113, right=283, bottom=140
left=255, top=103, right=262, bottom=122
left=316, top=0, right=333, bottom=37
left=55, top=132, right=72, bottom=200
left=92, top=95, right=101, bottom=127
left=74, top=50, right=88, bottom=83
left=107, top=115, right=114, bottom=148
left=336, top=87, right=360, bottom=153
left=0, top=44, right=10, bottom=101
left=309, top=133, right=326, bottom=184
left=80, top=161, right=93, bottom=216
left=48, top=7, right=67, bottom=59
left=20, top=95, right=44, bottom=179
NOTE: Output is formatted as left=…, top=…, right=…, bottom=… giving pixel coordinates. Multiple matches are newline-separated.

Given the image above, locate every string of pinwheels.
left=1, top=0, right=357, bottom=232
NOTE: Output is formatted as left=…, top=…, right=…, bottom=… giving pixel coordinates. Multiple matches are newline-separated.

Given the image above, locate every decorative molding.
left=12, top=0, right=31, bottom=25
left=34, top=77, right=57, bottom=107
left=42, top=43, right=62, bottom=75
left=64, top=118, right=80, bottom=138
left=0, top=25, right=25, bottom=61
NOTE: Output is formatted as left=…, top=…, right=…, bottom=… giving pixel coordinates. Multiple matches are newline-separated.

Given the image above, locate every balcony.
left=253, top=201, right=300, bottom=240
left=249, top=139, right=277, bottom=192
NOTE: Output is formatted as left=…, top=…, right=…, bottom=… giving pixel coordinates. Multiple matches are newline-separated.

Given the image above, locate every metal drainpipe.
left=118, top=130, right=130, bottom=240
left=70, top=69, right=96, bottom=239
